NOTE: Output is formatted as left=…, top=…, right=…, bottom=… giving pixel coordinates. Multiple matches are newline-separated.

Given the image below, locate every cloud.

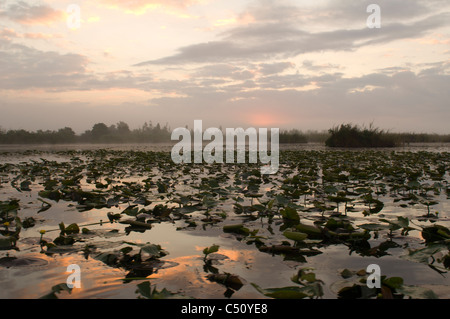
left=301, top=60, right=341, bottom=72
left=258, top=62, right=295, bottom=75
left=0, top=38, right=158, bottom=92
left=0, top=39, right=89, bottom=90
left=80, top=70, right=156, bottom=91
left=135, top=9, right=450, bottom=66
left=322, top=0, right=434, bottom=24
left=0, top=1, right=65, bottom=25
left=22, top=32, right=62, bottom=39
left=145, top=65, right=450, bottom=132
left=1, top=45, right=449, bottom=133
left=98, top=0, right=203, bottom=15
left=0, top=27, right=62, bottom=40
left=0, top=27, right=16, bottom=39
left=1, top=0, right=448, bottom=134
left=192, top=63, right=257, bottom=81
left=244, top=0, right=447, bottom=27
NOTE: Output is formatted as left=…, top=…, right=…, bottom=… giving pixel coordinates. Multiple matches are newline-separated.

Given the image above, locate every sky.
left=0, top=0, right=449, bottom=134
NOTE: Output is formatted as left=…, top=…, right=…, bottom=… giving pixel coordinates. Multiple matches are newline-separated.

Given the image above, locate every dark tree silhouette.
left=91, top=123, right=109, bottom=141
left=0, top=122, right=448, bottom=145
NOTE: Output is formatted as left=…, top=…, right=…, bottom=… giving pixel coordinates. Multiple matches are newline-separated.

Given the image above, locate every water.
left=0, top=143, right=449, bottom=299
left=1, top=142, right=450, bottom=153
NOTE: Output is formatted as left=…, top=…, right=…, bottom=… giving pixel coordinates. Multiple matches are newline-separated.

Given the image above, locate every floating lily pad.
left=0, top=235, right=15, bottom=250
left=207, top=273, right=244, bottom=291
left=223, top=224, right=250, bottom=236
left=283, top=231, right=308, bottom=242
left=422, top=225, right=450, bottom=242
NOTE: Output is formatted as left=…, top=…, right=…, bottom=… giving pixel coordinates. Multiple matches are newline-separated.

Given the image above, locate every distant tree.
left=109, top=124, right=117, bottom=132
left=57, top=127, right=76, bottom=143
left=279, top=129, right=307, bottom=144
left=91, top=123, right=109, bottom=141
left=116, top=121, right=130, bottom=135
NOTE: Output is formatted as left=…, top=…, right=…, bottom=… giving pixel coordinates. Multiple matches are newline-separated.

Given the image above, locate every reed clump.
left=325, top=123, right=396, bottom=148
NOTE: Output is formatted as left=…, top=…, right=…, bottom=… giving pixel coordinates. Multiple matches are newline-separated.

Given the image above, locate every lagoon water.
left=1, top=142, right=450, bottom=152
left=0, top=143, right=449, bottom=299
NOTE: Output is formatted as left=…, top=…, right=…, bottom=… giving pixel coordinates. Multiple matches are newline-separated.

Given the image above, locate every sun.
left=247, top=113, right=286, bottom=127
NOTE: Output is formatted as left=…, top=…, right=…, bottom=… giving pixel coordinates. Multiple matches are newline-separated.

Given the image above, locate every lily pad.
left=422, top=225, right=450, bottom=242
left=223, top=224, right=250, bottom=236
left=0, top=235, right=15, bottom=250
left=283, top=231, right=308, bottom=242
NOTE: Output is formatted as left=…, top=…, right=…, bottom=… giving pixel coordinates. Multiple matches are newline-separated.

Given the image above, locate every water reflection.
left=1, top=142, right=450, bottom=154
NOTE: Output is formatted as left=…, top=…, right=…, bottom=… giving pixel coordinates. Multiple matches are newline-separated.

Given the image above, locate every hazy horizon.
left=2, top=120, right=450, bottom=136
left=1, top=0, right=449, bottom=134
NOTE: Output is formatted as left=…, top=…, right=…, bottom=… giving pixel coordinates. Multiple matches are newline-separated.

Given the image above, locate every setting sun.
left=246, top=113, right=287, bottom=127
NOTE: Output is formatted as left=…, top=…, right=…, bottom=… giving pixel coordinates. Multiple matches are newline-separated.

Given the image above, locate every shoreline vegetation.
left=0, top=121, right=449, bottom=146
left=326, top=123, right=396, bottom=148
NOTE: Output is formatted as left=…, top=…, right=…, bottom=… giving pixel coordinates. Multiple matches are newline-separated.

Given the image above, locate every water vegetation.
left=0, top=147, right=449, bottom=299
left=325, top=123, right=397, bottom=148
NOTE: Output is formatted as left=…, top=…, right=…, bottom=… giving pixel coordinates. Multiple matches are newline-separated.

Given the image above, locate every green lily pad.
left=251, top=284, right=309, bottom=299
left=280, top=206, right=300, bottom=222
left=283, top=231, right=308, bottom=242
left=0, top=235, right=14, bottom=250
left=203, top=244, right=220, bottom=257
left=223, top=224, right=250, bottom=236
left=422, top=225, right=450, bottom=242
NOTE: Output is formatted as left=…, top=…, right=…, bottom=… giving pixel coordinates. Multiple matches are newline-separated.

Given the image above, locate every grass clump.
left=325, top=123, right=396, bottom=148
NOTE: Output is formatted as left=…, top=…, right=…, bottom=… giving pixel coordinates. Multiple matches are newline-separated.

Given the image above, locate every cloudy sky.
left=0, top=0, right=449, bottom=134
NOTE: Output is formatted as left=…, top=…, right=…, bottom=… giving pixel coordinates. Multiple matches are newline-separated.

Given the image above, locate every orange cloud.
left=215, top=14, right=255, bottom=27
left=0, top=28, right=18, bottom=39
left=214, top=17, right=238, bottom=27
left=0, top=28, right=62, bottom=40
left=203, top=13, right=255, bottom=32
left=0, top=2, right=65, bottom=25
left=23, top=32, right=63, bottom=39
left=418, top=38, right=450, bottom=45
left=407, top=33, right=450, bottom=46
left=87, top=16, right=101, bottom=23
left=99, top=0, right=205, bottom=15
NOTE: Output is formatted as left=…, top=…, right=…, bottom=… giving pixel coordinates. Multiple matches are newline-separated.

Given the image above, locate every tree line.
left=0, top=121, right=448, bottom=145
left=0, top=121, right=172, bottom=144
left=0, top=122, right=317, bottom=145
